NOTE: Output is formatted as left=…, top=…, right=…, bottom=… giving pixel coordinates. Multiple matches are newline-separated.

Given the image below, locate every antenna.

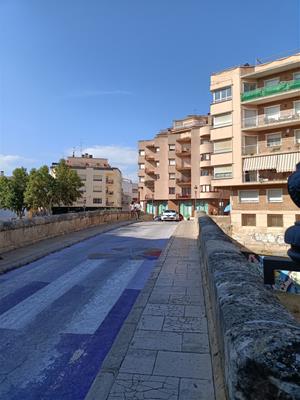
left=256, top=58, right=262, bottom=64
left=72, top=147, right=75, bottom=157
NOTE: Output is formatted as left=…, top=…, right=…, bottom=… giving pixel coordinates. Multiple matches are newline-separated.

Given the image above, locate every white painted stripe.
left=63, top=259, right=144, bottom=334
left=0, top=259, right=105, bottom=330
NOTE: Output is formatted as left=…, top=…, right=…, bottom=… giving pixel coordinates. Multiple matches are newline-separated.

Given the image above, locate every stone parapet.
left=198, top=215, right=300, bottom=400
left=0, top=211, right=138, bottom=253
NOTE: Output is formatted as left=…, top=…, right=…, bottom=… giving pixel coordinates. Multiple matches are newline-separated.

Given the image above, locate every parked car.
left=161, top=209, right=179, bottom=221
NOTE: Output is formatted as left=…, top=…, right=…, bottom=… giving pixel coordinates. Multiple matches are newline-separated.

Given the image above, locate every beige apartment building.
left=138, top=115, right=229, bottom=219
left=209, top=52, right=300, bottom=249
left=52, top=153, right=122, bottom=211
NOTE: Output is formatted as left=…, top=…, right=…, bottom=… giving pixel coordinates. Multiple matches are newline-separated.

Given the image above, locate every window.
left=243, top=136, right=257, bottom=155
left=169, top=144, right=176, bottom=151
left=243, top=82, right=257, bottom=93
left=294, top=100, right=300, bottom=115
left=93, top=198, right=102, bottom=204
left=93, top=186, right=102, bottom=193
left=139, top=150, right=145, bottom=156
left=201, top=153, right=210, bottom=161
left=212, top=86, right=232, bottom=103
left=239, top=190, right=259, bottom=203
left=242, top=214, right=256, bottom=226
left=156, top=147, right=160, bottom=152
left=201, top=185, right=211, bottom=192
left=267, top=132, right=281, bottom=147
left=264, top=105, right=280, bottom=122
left=295, top=129, right=300, bottom=144
left=156, top=161, right=160, bottom=167
left=264, top=77, right=280, bottom=87
left=182, top=187, right=191, bottom=196
left=267, top=214, right=283, bottom=227
left=169, top=187, right=175, bottom=195
left=139, top=177, right=145, bottom=183
left=200, top=139, right=210, bottom=145
left=213, top=139, right=232, bottom=154
left=213, top=113, right=232, bottom=128
left=169, top=173, right=176, bottom=179
left=213, top=165, right=232, bottom=179
left=93, top=175, right=102, bottom=181
left=139, top=163, right=145, bottom=170
left=156, top=174, right=160, bottom=179
left=169, top=159, right=176, bottom=166
left=200, top=169, right=210, bottom=176
left=243, top=108, right=257, bottom=128
left=267, top=189, right=283, bottom=203
left=293, top=72, right=300, bottom=81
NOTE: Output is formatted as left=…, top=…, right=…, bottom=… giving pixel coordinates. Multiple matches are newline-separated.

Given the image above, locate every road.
left=0, top=221, right=177, bottom=400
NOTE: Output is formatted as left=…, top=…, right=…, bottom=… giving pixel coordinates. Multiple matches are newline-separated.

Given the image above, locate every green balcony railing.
left=241, top=79, right=300, bottom=102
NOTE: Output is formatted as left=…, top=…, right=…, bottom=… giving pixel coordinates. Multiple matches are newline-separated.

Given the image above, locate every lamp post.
left=151, top=194, right=154, bottom=216
left=83, top=198, right=86, bottom=213
left=194, top=185, right=198, bottom=217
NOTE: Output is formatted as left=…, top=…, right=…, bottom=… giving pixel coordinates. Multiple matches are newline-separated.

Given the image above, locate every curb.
left=84, top=223, right=179, bottom=400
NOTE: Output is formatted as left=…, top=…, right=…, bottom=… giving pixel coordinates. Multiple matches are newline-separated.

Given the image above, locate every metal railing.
left=241, top=79, right=300, bottom=102
left=243, top=109, right=300, bottom=129
left=242, top=171, right=288, bottom=183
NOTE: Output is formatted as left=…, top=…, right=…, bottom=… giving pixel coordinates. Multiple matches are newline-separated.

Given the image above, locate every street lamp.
left=151, top=194, right=154, bottom=215
left=194, top=185, right=198, bottom=216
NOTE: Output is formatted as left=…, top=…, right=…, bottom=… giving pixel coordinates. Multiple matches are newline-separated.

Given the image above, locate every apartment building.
left=122, top=178, right=138, bottom=210
left=52, top=154, right=122, bottom=211
left=138, top=115, right=229, bottom=219
left=209, top=53, right=300, bottom=248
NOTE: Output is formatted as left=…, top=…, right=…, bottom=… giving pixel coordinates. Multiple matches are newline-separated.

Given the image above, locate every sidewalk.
left=86, top=220, right=216, bottom=400
left=0, top=220, right=135, bottom=274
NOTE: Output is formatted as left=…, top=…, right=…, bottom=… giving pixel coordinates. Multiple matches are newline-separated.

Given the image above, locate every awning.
left=243, top=152, right=300, bottom=172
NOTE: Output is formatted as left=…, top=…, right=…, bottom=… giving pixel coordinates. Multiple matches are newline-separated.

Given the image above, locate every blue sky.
left=0, top=0, right=299, bottom=180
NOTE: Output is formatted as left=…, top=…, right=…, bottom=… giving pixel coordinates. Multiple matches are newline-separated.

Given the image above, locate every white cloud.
left=68, top=145, right=138, bottom=182
left=65, top=89, right=133, bottom=98
left=0, top=154, right=35, bottom=175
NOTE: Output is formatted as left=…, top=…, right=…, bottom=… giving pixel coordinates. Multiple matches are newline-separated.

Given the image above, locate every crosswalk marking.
left=0, top=259, right=105, bottom=330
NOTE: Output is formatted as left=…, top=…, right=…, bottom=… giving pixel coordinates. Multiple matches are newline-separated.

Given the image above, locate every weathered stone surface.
left=199, top=215, right=300, bottom=400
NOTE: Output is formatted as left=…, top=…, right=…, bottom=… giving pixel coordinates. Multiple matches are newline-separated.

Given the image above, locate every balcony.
left=242, top=109, right=300, bottom=131
left=176, top=194, right=191, bottom=199
left=242, top=170, right=289, bottom=184
left=241, top=79, right=300, bottom=105
left=177, top=135, right=191, bottom=143
left=106, top=201, right=114, bottom=207
left=106, top=190, right=114, bottom=195
left=200, top=142, right=212, bottom=153
left=145, top=179, right=155, bottom=187
left=176, top=178, right=191, bottom=186
left=145, top=168, right=156, bottom=175
left=176, top=150, right=191, bottom=157
left=242, top=145, right=258, bottom=156
left=106, top=179, right=114, bottom=184
left=145, top=154, right=155, bottom=162
left=176, top=164, right=191, bottom=171
left=200, top=159, right=211, bottom=168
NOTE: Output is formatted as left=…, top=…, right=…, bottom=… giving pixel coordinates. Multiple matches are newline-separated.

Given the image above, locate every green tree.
left=0, top=168, right=28, bottom=218
left=52, top=159, right=82, bottom=206
left=24, top=166, right=57, bottom=214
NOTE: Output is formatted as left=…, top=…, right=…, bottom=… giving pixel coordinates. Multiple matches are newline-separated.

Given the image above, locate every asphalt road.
left=0, top=221, right=177, bottom=400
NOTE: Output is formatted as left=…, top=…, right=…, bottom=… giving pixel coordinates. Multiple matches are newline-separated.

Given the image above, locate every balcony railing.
left=106, top=201, right=114, bottom=206
left=176, top=194, right=191, bottom=199
left=176, top=164, right=191, bottom=171
left=175, top=150, right=191, bottom=157
left=145, top=155, right=155, bottom=161
left=242, top=144, right=258, bottom=155
left=241, top=79, right=300, bottom=102
left=145, top=168, right=156, bottom=175
left=243, top=109, right=300, bottom=129
left=106, top=190, right=114, bottom=195
left=243, top=170, right=289, bottom=183
left=176, top=179, right=191, bottom=186
left=106, top=179, right=114, bottom=184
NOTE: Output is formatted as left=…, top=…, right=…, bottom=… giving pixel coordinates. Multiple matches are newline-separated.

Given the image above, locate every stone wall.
left=198, top=215, right=300, bottom=400
left=0, top=210, right=135, bottom=253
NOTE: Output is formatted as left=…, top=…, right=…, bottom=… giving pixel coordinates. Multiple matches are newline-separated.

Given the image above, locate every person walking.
left=130, top=201, right=135, bottom=219
left=134, top=202, right=141, bottom=220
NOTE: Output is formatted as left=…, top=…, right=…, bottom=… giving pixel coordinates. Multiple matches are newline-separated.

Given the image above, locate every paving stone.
left=163, top=316, right=208, bottom=333
left=182, top=333, right=210, bottom=353
left=169, top=293, right=203, bottom=305
left=137, top=315, right=164, bottom=331
left=179, top=378, right=215, bottom=400
left=154, top=351, right=213, bottom=379
left=149, top=292, right=170, bottom=304
left=120, top=349, right=157, bottom=374
left=185, top=305, right=206, bottom=317
left=143, top=303, right=185, bottom=317
left=108, top=373, right=179, bottom=400
left=131, top=330, right=182, bottom=351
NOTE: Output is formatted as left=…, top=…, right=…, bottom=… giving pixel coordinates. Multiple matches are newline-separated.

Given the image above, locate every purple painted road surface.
left=0, top=222, right=177, bottom=400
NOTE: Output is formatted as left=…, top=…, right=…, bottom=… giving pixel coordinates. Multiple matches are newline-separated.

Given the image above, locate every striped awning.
left=243, top=152, right=300, bottom=172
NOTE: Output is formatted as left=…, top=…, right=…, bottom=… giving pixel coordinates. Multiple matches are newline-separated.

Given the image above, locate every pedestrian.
left=130, top=201, right=135, bottom=219
left=134, top=202, right=141, bottom=220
